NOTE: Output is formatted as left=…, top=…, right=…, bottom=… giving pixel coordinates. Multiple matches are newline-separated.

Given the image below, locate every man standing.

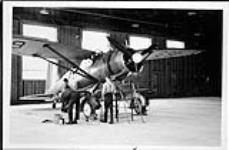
left=61, top=78, right=81, bottom=124
left=101, top=76, right=116, bottom=124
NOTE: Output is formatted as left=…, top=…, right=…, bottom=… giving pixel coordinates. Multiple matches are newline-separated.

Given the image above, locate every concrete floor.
left=8, top=97, right=221, bottom=147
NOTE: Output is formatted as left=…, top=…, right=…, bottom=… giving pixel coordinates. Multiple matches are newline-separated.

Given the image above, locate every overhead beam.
left=13, top=7, right=195, bottom=40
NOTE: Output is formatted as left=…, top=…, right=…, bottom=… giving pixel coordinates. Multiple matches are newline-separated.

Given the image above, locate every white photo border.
left=3, top=1, right=229, bottom=150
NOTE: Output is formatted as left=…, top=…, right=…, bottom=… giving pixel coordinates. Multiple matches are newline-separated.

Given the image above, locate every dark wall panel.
left=152, top=36, right=166, bottom=49
left=11, top=19, right=22, bottom=104
left=110, top=32, right=128, bottom=46
left=11, top=55, right=22, bottom=104
left=58, top=25, right=82, bottom=77
left=138, top=54, right=209, bottom=97
left=22, top=80, right=46, bottom=96
left=58, top=25, right=81, bottom=47
left=136, top=61, right=150, bottom=88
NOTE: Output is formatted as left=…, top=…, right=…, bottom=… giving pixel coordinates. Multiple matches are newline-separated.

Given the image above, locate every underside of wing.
left=12, top=35, right=95, bottom=60
left=19, top=93, right=53, bottom=101
left=146, top=49, right=203, bottom=60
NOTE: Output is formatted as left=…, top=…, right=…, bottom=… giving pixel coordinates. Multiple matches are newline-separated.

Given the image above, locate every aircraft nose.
left=132, top=52, right=143, bottom=63
left=107, top=36, right=156, bottom=64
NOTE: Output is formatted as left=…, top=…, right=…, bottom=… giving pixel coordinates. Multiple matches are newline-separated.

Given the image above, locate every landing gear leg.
left=115, top=98, right=119, bottom=122
left=134, top=98, right=142, bottom=115
left=52, top=102, right=56, bottom=109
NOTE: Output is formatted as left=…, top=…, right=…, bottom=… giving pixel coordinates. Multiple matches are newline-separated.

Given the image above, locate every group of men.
left=60, top=76, right=117, bottom=125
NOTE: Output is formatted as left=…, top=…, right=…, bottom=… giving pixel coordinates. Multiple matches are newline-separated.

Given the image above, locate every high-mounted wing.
left=12, top=35, right=95, bottom=60
left=146, top=49, right=202, bottom=60
left=13, top=34, right=99, bottom=83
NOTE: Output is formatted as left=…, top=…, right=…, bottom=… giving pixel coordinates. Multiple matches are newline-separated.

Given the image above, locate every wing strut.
left=32, top=54, right=89, bottom=79
left=43, top=44, right=99, bottom=83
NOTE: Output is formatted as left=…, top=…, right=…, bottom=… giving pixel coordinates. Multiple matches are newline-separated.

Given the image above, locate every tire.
left=83, top=102, right=93, bottom=120
left=133, top=98, right=142, bottom=115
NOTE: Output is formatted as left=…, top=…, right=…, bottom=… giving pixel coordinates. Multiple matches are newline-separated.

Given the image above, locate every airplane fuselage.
left=47, top=50, right=140, bottom=94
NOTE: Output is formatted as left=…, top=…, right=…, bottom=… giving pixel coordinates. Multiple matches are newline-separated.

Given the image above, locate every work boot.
left=142, top=106, right=147, bottom=115
left=109, top=119, right=114, bottom=124
left=100, top=119, right=107, bottom=123
left=72, top=120, right=78, bottom=124
left=66, top=121, right=73, bottom=125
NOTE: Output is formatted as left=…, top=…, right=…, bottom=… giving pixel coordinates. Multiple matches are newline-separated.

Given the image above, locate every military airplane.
left=12, top=34, right=202, bottom=119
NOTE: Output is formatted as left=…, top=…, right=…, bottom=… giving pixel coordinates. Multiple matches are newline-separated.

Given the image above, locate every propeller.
left=107, top=36, right=157, bottom=64
left=107, top=36, right=134, bottom=57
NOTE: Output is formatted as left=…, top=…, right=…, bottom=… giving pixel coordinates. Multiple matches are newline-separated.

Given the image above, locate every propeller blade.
left=140, top=44, right=158, bottom=55
left=107, top=36, right=133, bottom=57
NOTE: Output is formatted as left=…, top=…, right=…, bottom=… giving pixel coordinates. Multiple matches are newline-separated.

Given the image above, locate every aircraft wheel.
left=83, top=102, right=92, bottom=121
left=134, top=98, right=142, bottom=115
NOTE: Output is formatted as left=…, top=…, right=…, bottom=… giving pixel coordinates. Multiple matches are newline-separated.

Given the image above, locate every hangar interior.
left=11, top=8, right=222, bottom=105
left=8, top=7, right=223, bottom=147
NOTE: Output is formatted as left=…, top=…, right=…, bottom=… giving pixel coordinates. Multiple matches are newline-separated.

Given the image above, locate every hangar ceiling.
left=13, top=7, right=222, bottom=42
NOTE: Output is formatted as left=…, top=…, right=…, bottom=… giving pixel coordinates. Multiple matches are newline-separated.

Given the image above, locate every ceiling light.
left=75, top=34, right=80, bottom=39
left=132, top=23, right=140, bottom=28
left=194, top=33, right=201, bottom=36
left=188, top=11, right=197, bottom=16
left=40, top=8, right=49, bottom=15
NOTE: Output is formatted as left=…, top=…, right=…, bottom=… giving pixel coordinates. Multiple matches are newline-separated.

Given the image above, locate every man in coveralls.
left=61, top=78, right=81, bottom=124
left=101, top=76, right=116, bottom=124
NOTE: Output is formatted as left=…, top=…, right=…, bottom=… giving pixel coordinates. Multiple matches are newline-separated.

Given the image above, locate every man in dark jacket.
left=61, top=78, right=81, bottom=124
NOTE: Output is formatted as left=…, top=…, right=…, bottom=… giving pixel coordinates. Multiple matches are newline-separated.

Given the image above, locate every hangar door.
left=21, top=24, right=58, bottom=96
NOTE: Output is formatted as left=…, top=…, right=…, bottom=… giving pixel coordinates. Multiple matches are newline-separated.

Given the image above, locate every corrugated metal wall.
left=134, top=53, right=207, bottom=97
left=22, top=80, right=46, bottom=96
